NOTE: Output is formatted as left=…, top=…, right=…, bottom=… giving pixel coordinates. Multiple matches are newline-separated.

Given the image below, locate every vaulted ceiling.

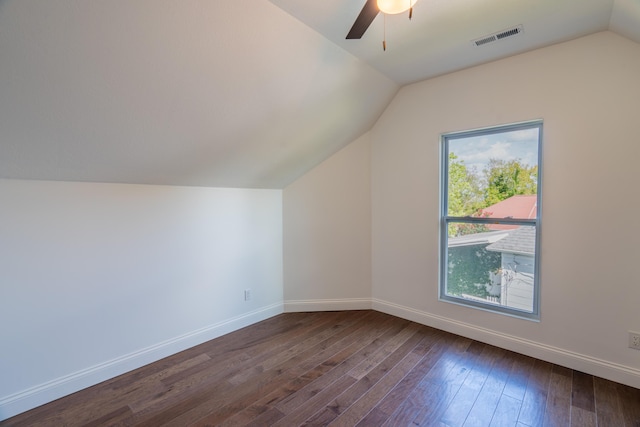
left=1, top=0, right=638, bottom=188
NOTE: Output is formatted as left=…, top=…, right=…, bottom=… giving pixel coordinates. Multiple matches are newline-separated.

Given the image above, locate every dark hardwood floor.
left=3, top=310, right=639, bottom=426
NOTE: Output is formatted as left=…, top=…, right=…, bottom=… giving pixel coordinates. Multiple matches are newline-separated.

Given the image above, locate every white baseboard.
left=0, top=303, right=283, bottom=422
left=372, top=298, right=640, bottom=389
left=283, top=298, right=372, bottom=312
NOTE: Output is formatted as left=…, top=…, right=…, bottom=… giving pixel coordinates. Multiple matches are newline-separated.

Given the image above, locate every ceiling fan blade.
left=346, top=0, right=379, bottom=39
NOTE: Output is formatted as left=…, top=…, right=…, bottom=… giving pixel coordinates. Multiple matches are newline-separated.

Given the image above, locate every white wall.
left=0, top=179, right=283, bottom=420
left=371, top=31, right=640, bottom=387
left=283, top=133, right=372, bottom=311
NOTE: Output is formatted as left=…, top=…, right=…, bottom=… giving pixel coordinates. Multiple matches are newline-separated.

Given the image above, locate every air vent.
left=472, top=25, right=523, bottom=47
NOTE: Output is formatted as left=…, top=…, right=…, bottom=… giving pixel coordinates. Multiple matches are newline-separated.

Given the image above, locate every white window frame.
left=439, top=120, right=543, bottom=320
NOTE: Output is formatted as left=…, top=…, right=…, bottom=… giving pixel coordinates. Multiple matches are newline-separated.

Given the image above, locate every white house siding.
left=500, top=253, right=535, bottom=312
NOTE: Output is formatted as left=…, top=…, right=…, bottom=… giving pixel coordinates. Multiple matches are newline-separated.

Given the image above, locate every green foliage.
left=447, top=153, right=482, bottom=217
left=483, top=159, right=538, bottom=206
left=448, top=153, right=482, bottom=216
left=447, top=154, right=486, bottom=237
left=447, top=244, right=501, bottom=298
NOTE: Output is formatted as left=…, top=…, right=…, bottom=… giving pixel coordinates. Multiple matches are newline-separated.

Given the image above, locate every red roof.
left=480, top=195, right=537, bottom=230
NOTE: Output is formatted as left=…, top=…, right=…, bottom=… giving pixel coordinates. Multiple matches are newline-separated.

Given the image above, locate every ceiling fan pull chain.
left=382, top=13, right=387, bottom=51
left=409, top=6, right=413, bottom=19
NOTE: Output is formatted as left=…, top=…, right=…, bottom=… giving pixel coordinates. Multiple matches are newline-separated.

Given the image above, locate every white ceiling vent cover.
left=472, top=25, right=523, bottom=47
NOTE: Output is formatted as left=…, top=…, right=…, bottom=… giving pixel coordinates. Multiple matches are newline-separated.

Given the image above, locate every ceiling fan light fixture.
left=377, top=0, right=418, bottom=15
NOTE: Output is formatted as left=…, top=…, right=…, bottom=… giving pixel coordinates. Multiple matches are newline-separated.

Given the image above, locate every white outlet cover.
left=629, top=331, right=640, bottom=350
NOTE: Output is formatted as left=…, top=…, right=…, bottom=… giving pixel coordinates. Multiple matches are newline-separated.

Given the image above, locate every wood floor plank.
left=439, top=342, right=510, bottom=427
left=218, top=341, right=361, bottom=426
left=271, top=374, right=358, bottom=426
left=124, top=314, right=360, bottom=426
left=243, top=407, right=286, bottom=427
left=517, top=359, right=552, bottom=427
left=616, top=381, right=640, bottom=427
left=462, top=346, right=512, bottom=427
left=103, top=313, right=319, bottom=393
left=273, top=316, right=408, bottom=416
left=350, top=328, right=447, bottom=425
left=217, top=313, right=396, bottom=426
left=502, top=353, right=535, bottom=401
left=2, top=310, right=640, bottom=427
left=329, top=349, right=423, bottom=426
left=381, top=333, right=471, bottom=426
left=217, top=311, right=327, bottom=356
left=160, top=313, right=377, bottom=426
left=593, top=376, right=625, bottom=427
left=82, top=405, right=133, bottom=427
left=347, top=322, right=421, bottom=380
left=200, top=318, right=376, bottom=427
left=216, top=311, right=383, bottom=426
left=489, top=394, right=522, bottom=427
left=570, top=406, right=596, bottom=427
left=10, top=376, right=167, bottom=427
left=300, top=325, right=427, bottom=426
left=571, top=370, right=596, bottom=413
left=543, top=365, right=572, bottom=427
left=223, top=322, right=390, bottom=425
left=352, top=406, right=389, bottom=426
left=410, top=336, right=485, bottom=426
left=227, top=311, right=369, bottom=385
left=143, top=311, right=340, bottom=405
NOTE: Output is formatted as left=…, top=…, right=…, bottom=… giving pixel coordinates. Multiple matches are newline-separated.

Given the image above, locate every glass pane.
left=447, top=127, right=539, bottom=220
left=446, top=224, right=536, bottom=313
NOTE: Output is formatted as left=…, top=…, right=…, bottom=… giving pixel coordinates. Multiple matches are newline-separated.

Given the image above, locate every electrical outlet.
left=244, top=289, right=251, bottom=301
left=629, top=332, right=640, bottom=350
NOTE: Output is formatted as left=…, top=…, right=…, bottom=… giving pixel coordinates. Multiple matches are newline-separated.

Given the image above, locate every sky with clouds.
left=449, top=127, right=539, bottom=175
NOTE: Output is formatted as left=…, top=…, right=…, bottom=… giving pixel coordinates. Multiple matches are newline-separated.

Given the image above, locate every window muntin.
left=440, top=121, right=542, bottom=319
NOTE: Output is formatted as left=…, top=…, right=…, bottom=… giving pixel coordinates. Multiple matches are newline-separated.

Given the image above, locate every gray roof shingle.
left=485, top=226, right=536, bottom=255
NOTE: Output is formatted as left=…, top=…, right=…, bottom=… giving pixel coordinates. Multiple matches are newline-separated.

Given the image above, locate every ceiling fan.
left=346, top=0, right=418, bottom=40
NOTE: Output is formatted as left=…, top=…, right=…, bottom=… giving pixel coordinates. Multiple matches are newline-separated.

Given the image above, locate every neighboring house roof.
left=485, top=226, right=536, bottom=256
left=480, top=195, right=537, bottom=230
left=449, top=196, right=538, bottom=252
left=448, top=230, right=509, bottom=247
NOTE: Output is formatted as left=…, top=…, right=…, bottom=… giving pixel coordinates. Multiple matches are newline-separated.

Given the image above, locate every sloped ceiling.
left=0, top=0, right=397, bottom=188
left=0, top=0, right=639, bottom=189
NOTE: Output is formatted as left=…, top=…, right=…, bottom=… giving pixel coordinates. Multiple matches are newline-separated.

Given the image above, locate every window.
left=440, top=121, right=542, bottom=319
